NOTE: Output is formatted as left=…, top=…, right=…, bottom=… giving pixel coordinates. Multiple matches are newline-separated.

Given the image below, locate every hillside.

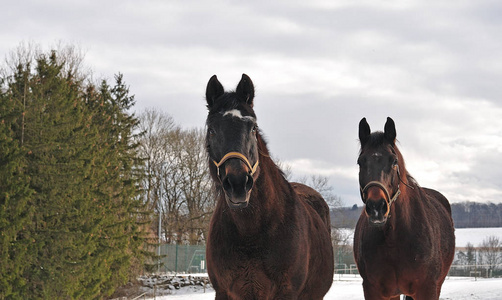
left=331, top=202, right=502, bottom=228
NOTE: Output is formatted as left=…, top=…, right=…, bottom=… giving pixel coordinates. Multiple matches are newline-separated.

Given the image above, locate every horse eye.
left=208, top=128, right=216, bottom=136
left=251, top=125, right=258, bottom=133
left=392, top=159, right=398, bottom=168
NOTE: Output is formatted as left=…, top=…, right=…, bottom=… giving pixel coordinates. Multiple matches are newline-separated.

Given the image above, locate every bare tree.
left=274, top=158, right=293, bottom=181
left=4, top=42, right=89, bottom=83
left=478, top=236, right=502, bottom=276
left=2, top=42, right=38, bottom=146
left=138, top=109, right=181, bottom=242
left=297, top=174, right=343, bottom=209
left=178, top=128, right=214, bottom=244
left=456, top=242, right=476, bottom=266
left=3, top=41, right=38, bottom=75
left=138, top=108, right=178, bottom=211
left=138, top=109, right=213, bottom=245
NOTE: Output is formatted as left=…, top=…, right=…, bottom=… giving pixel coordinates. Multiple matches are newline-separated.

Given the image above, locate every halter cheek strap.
left=213, top=152, right=259, bottom=177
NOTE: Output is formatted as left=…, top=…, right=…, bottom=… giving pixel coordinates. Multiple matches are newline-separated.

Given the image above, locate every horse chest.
left=210, top=251, right=293, bottom=299
left=362, top=230, right=429, bottom=264
left=358, top=227, right=435, bottom=294
left=226, top=260, right=275, bottom=295
left=207, top=219, right=308, bottom=296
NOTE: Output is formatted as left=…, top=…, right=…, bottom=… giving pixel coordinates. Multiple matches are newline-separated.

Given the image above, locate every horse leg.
left=362, top=281, right=388, bottom=300
left=436, top=275, right=447, bottom=298
left=414, top=285, right=438, bottom=300
left=275, top=286, right=300, bottom=300
left=215, top=290, right=230, bottom=300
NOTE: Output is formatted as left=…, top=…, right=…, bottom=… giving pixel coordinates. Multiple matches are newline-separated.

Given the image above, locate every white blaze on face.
left=223, top=109, right=255, bottom=122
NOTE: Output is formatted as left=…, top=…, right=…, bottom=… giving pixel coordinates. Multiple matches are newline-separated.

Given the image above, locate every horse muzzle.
left=221, top=171, right=254, bottom=209
left=361, top=181, right=392, bottom=226
left=365, top=197, right=389, bottom=226
left=213, top=152, right=258, bottom=210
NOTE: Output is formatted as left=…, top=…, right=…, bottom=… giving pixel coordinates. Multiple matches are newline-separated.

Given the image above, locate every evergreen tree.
left=0, top=46, right=149, bottom=299
left=0, top=71, right=34, bottom=299
left=18, top=51, right=96, bottom=298
left=79, top=74, right=148, bottom=297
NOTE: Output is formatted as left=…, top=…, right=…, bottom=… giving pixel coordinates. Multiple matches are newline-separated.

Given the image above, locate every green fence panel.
left=157, top=244, right=207, bottom=274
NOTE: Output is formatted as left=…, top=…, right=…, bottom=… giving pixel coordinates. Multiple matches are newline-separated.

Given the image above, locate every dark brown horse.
left=353, top=117, right=455, bottom=300
left=204, top=74, right=334, bottom=300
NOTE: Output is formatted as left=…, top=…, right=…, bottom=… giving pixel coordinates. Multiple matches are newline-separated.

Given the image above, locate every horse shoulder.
left=290, top=182, right=331, bottom=230
left=420, top=187, right=456, bottom=278
left=422, top=187, right=452, bottom=216
left=353, top=214, right=366, bottom=262
left=288, top=182, right=334, bottom=297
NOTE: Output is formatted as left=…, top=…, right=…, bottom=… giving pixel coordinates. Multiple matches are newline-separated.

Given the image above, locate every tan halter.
left=360, top=164, right=412, bottom=218
left=360, top=181, right=401, bottom=218
left=213, top=152, right=259, bottom=177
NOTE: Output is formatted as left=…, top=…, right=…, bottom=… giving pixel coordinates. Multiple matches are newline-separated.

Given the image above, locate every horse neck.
left=387, top=175, right=423, bottom=232
left=223, top=154, right=292, bottom=237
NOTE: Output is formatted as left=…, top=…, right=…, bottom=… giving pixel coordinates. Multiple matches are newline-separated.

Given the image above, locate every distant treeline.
left=451, top=202, right=502, bottom=228
left=331, top=202, right=502, bottom=228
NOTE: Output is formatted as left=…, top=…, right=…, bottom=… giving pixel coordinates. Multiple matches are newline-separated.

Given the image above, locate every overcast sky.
left=2, top=0, right=502, bottom=206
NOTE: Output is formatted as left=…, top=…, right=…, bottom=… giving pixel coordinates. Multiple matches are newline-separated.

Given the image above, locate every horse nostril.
left=365, top=202, right=374, bottom=215
left=222, top=176, right=232, bottom=191
left=377, top=199, right=386, bottom=211
left=222, top=173, right=254, bottom=200
left=365, top=199, right=386, bottom=217
left=245, top=174, right=254, bottom=192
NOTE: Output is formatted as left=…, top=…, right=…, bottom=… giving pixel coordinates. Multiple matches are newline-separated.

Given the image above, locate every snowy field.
left=148, top=276, right=502, bottom=300
left=338, top=227, right=502, bottom=247
left=454, top=227, right=502, bottom=247
left=143, top=227, right=502, bottom=299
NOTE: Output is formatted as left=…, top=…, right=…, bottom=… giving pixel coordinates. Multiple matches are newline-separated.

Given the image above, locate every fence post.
left=157, top=213, right=162, bottom=273
left=475, top=249, right=477, bottom=281
left=175, top=244, right=179, bottom=273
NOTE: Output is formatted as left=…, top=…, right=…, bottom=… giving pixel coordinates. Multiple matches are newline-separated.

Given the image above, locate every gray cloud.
left=2, top=0, right=502, bottom=206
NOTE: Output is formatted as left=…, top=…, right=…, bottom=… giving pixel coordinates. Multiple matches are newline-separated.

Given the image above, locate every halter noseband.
left=360, top=181, right=401, bottom=217
left=213, top=152, right=259, bottom=178
left=359, top=145, right=416, bottom=219
left=360, top=164, right=412, bottom=217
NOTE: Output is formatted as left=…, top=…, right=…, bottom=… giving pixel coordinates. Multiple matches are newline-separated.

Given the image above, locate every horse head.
left=358, top=117, right=405, bottom=226
left=205, top=74, right=260, bottom=209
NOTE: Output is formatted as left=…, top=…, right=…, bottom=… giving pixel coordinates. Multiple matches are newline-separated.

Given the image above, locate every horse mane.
left=256, top=130, right=289, bottom=182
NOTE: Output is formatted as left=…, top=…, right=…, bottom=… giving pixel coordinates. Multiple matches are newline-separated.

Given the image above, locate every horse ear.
left=206, top=75, right=224, bottom=109
left=359, top=117, right=371, bottom=147
left=236, top=73, right=255, bottom=107
left=384, top=117, right=397, bottom=144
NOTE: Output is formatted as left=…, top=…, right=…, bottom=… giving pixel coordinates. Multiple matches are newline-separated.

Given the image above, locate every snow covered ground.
left=338, top=227, right=502, bottom=248
left=142, top=227, right=502, bottom=299
left=454, top=227, right=502, bottom=248
left=147, top=276, right=502, bottom=300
